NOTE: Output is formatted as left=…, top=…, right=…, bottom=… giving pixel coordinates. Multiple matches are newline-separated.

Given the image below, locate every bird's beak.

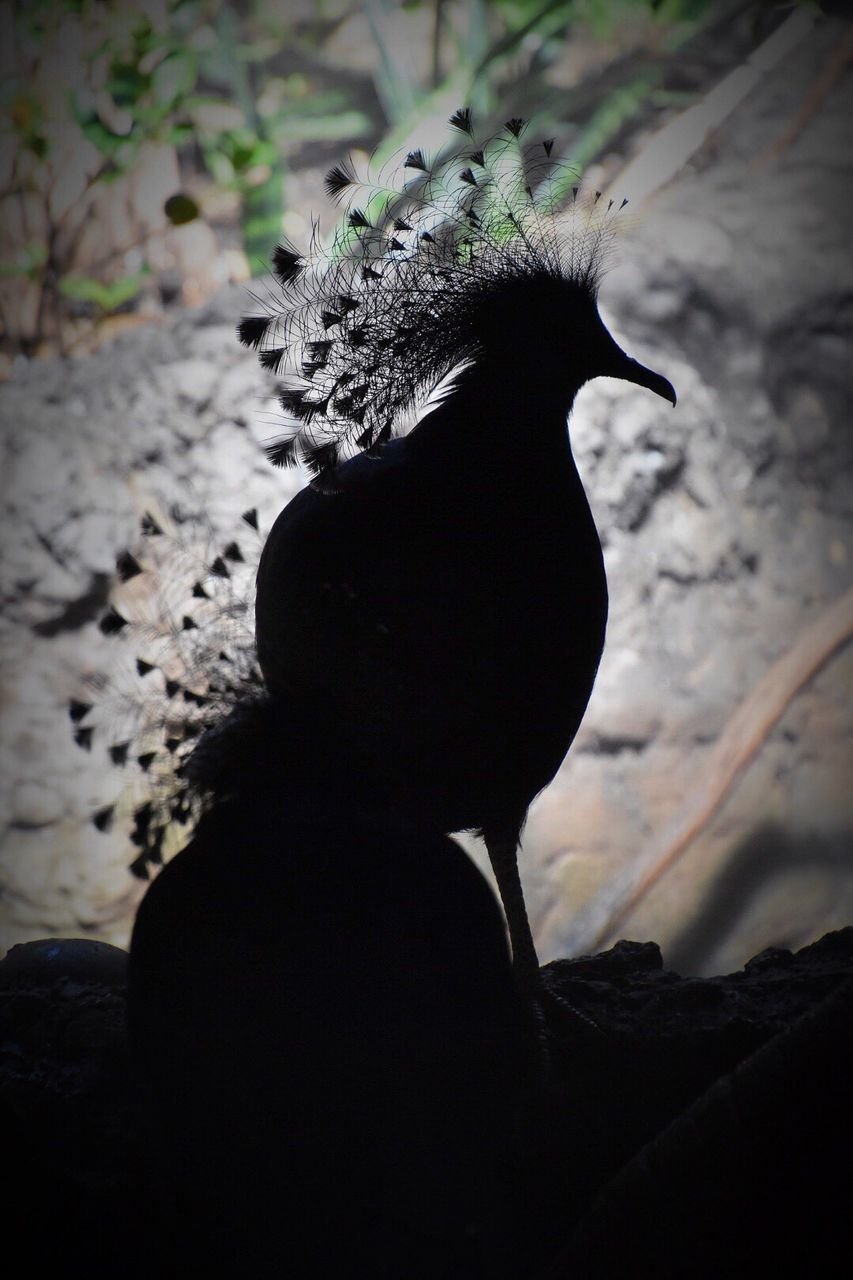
left=601, top=343, right=677, bottom=406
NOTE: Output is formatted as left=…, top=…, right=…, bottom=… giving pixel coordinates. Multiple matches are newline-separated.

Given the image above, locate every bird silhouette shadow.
left=127, top=700, right=540, bottom=1278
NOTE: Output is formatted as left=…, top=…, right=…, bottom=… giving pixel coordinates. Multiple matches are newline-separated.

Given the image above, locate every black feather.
left=140, top=512, right=163, bottom=536
left=116, top=550, right=143, bottom=582
left=279, top=387, right=307, bottom=415
left=237, top=315, right=271, bottom=349
left=223, top=542, right=244, bottom=563
left=129, top=853, right=151, bottom=879
left=242, top=508, right=259, bottom=529
left=271, top=243, right=304, bottom=286
left=74, top=726, right=93, bottom=751
left=99, top=606, right=128, bottom=635
left=265, top=437, right=300, bottom=468
left=258, top=347, right=285, bottom=373
left=307, top=340, right=333, bottom=363
left=505, top=117, right=526, bottom=137
left=93, top=804, right=115, bottom=832
left=68, top=699, right=91, bottom=723
left=303, top=442, right=340, bottom=476
left=109, top=742, right=130, bottom=766
left=210, top=557, right=230, bottom=579
left=182, top=615, right=198, bottom=631
left=136, top=658, right=155, bottom=677
left=130, top=802, right=153, bottom=844
left=192, top=581, right=209, bottom=599
left=299, top=395, right=330, bottom=419
left=324, top=158, right=357, bottom=202
left=448, top=107, right=473, bottom=135
left=404, top=149, right=428, bottom=172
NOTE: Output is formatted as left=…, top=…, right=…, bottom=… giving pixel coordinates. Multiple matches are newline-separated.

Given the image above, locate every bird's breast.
left=255, top=437, right=608, bottom=831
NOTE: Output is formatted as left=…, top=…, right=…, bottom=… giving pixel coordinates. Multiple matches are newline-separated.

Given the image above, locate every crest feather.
left=248, top=111, right=627, bottom=479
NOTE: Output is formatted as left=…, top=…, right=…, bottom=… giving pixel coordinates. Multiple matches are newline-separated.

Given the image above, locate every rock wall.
left=1, top=13, right=851, bottom=968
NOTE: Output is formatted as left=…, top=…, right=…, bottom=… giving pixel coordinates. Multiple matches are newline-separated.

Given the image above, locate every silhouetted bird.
left=240, top=111, right=676, bottom=988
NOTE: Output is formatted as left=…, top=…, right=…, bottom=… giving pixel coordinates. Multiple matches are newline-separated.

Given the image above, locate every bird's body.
left=191, top=113, right=676, bottom=985
left=257, top=361, right=607, bottom=843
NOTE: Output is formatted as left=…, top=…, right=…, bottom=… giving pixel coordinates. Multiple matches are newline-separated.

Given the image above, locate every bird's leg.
left=482, top=827, right=541, bottom=995
left=484, top=827, right=600, bottom=1047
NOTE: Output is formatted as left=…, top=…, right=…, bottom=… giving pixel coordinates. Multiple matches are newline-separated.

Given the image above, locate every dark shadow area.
left=5, top=922, right=853, bottom=1278
left=126, top=732, right=541, bottom=1278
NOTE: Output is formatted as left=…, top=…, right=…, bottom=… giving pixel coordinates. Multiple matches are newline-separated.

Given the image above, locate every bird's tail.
left=68, top=504, right=265, bottom=879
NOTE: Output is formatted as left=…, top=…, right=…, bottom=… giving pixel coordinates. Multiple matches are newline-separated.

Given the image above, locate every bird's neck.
left=408, top=360, right=584, bottom=482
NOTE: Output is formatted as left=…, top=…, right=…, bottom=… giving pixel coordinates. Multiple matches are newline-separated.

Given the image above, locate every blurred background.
left=1, top=0, right=851, bottom=973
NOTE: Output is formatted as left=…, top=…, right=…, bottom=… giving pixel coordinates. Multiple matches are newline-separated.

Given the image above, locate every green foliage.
left=1, top=0, right=727, bottom=352
left=0, top=242, right=48, bottom=281
left=59, top=268, right=150, bottom=313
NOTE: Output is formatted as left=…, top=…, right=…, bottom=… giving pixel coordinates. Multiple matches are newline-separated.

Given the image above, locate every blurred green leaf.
left=242, top=163, right=284, bottom=266
left=59, top=268, right=149, bottom=312
left=165, top=123, right=195, bottom=147
left=0, top=242, right=48, bottom=280
left=107, top=63, right=149, bottom=110
left=151, top=51, right=197, bottom=106
left=78, top=114, right=130, bottom=157
left=95, top=160, right=128, bottom=185
left=209, top=127, right=278, bottom=179
left=268, top=110, right=373, bottom=144
left=164, top=193, right=200, bottom=225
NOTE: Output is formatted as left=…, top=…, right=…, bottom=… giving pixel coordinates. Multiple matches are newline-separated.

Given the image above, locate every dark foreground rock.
left=2, top=924, right=852, bottom=1276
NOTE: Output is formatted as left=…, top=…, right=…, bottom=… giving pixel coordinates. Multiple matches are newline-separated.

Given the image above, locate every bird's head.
left=239, top=109, right=675, bottom=481
left=465, top=269, right=676, bottom=409
left=575, top=293, right=676, bottom=406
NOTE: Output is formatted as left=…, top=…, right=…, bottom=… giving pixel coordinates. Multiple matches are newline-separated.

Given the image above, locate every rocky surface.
left=2, top=926, right=852, bottom=1275
left=1, top=11, right=851, bottom=965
